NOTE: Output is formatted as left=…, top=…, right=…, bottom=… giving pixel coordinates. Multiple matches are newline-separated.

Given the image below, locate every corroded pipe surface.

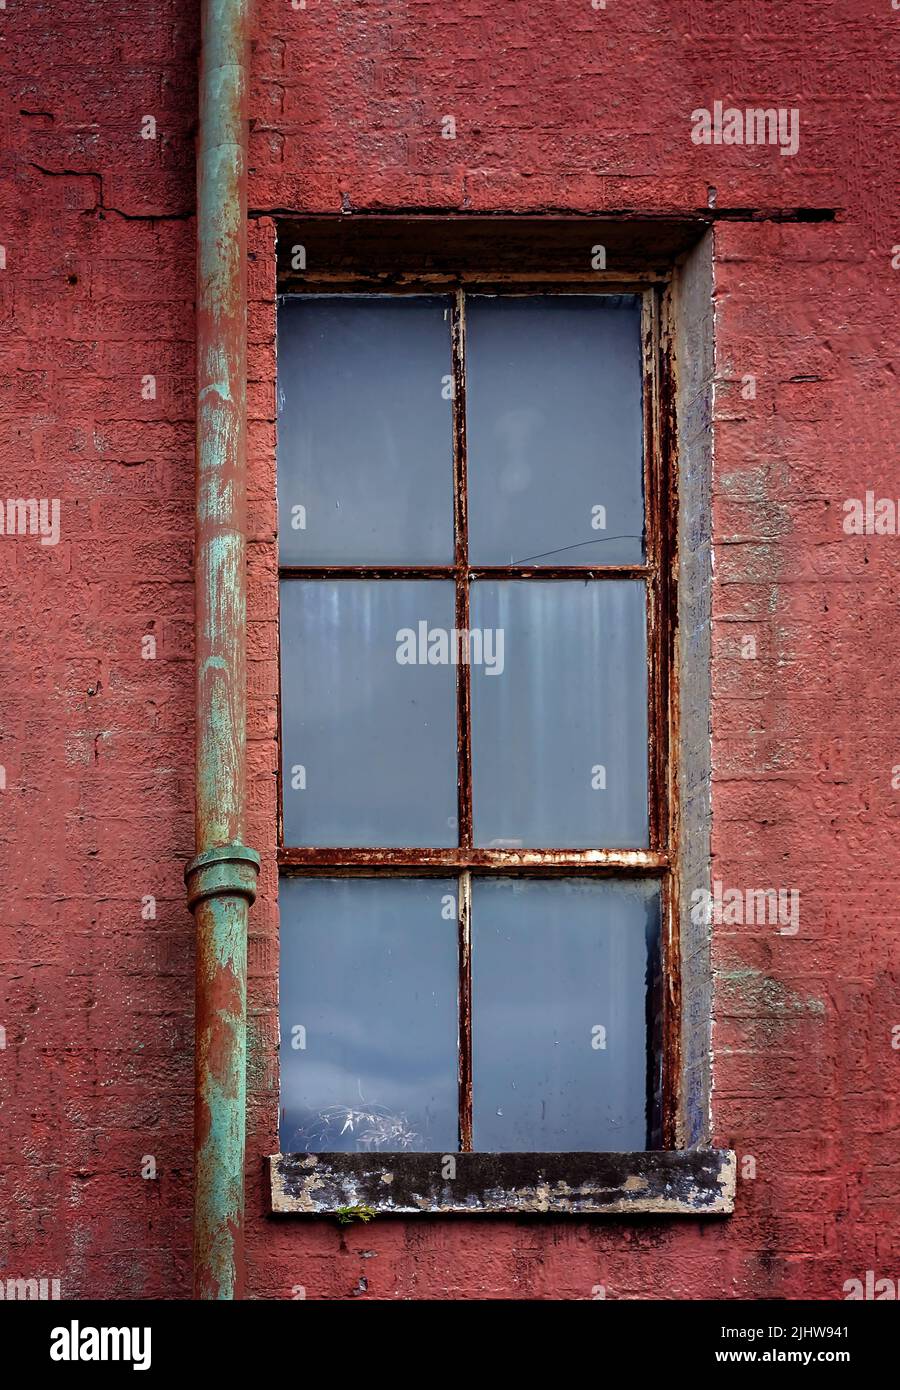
left=189, top=0, right=258, bottom=1302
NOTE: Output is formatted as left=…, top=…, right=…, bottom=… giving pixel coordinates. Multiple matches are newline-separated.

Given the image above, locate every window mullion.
left=453, top=287, right=473, bottom=849
left=458, top=870, right=473, bottom=1151
left=642, top=288, right=665, bottom=852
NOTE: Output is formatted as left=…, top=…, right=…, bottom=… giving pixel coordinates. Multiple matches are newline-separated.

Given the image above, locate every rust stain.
left=277, top=846, right=669, bottom=873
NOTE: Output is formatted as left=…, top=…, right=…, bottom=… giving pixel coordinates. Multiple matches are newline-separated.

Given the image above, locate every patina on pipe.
left=185, top=0, right=259, bottom=1301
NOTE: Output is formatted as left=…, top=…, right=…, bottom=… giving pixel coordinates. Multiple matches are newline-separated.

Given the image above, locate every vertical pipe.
left=185, top=0, right=259, bottom=1301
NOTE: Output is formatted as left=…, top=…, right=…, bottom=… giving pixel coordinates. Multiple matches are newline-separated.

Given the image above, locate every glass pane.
left=280, top=580, right=458, bottom=846
left=466, top=295, right=644, bottom=566
left=279, top=878, right=459, bottom=1153
left=470, top=580, right=649, bottom=847
left=277, top=296, right=454, bottom=564
left=472, top=878, right=660, bottom=1152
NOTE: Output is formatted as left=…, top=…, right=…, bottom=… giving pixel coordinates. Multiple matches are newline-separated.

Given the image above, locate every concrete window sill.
left=268, top=1149, right=735, bottom=1216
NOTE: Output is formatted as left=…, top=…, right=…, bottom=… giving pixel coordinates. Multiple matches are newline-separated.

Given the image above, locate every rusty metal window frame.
left=276, top=273, right=680, bottom=1151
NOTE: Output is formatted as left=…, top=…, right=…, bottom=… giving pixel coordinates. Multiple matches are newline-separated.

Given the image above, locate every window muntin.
left=277, top=286, right=672, bottom=1155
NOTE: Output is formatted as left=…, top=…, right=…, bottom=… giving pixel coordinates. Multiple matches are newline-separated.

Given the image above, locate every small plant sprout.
left=335, top=1204, right=376, bottom=1227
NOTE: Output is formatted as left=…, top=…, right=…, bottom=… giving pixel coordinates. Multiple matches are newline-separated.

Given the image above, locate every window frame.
left=275, top=272, right=681, bottom=1154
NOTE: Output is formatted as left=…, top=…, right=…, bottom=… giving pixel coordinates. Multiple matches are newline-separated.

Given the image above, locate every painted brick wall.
left=1, top=0, right=897, bottom=1299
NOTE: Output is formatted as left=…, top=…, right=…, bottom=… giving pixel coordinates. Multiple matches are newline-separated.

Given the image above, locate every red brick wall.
left=1, top=0, right=897, bottom=1299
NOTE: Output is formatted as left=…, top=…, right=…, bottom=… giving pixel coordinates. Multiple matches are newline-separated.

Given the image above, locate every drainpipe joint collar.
left=185, top=843, right=261, bottom=911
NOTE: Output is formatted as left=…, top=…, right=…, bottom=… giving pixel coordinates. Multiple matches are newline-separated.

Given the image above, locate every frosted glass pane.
left=278, top=296, right=454, bottom=563
left=466, top=295, right=644, bottom=565
left=470, top=581, right=649, bottom=847
left=280, top=580, right=458, bottom=846
left=279, top=878, right=459, bottom=1153
left=472, top=878, right=660, bottom=1152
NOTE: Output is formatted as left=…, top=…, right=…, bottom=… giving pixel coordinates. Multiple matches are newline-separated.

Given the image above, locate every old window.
left=276, top=284, right=675, bottom=1157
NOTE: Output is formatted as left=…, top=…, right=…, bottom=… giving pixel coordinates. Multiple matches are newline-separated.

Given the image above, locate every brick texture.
left=0, top=0, right=897, bottom=1299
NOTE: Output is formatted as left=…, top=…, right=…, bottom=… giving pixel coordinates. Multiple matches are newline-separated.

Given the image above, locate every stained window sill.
left=268, top=1149, right=735, bottom=1217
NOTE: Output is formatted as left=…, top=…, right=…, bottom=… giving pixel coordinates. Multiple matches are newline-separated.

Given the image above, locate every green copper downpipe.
left=185, top=0, right=259, bottom=1300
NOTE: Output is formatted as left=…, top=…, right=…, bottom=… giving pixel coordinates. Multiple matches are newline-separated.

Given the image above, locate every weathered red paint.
left=1, top=0, right=897, bottom=1300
